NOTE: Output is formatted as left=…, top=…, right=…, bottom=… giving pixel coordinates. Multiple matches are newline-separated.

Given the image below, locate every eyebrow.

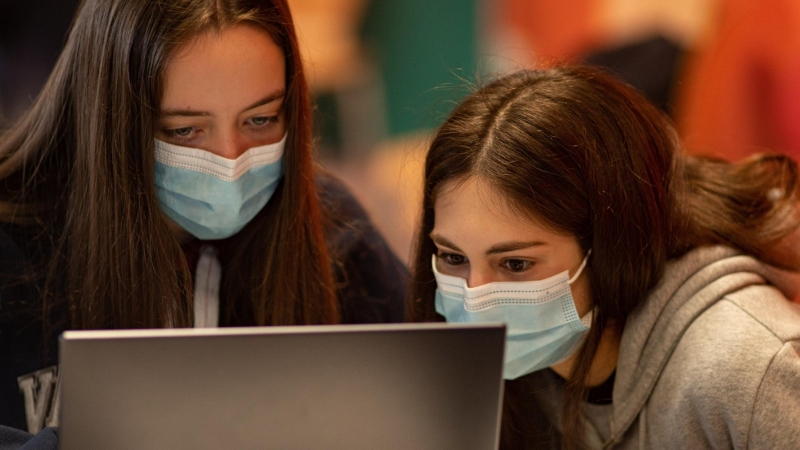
left=431, top=233, right=546, bottom=256
left=485, top=240, right=546, bottom=255
left=160, top=90, right=286, bottom=118
left=429, top=234, right=464, bottom=253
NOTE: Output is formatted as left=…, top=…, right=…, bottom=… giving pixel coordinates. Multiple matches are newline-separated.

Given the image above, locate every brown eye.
left=502, top=259, right=531, bottom=272
left=440, top=253, right=467, bottom=266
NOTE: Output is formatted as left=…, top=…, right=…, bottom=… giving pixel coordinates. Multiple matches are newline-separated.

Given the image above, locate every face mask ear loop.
left=568, top=249, right=592, bottom=285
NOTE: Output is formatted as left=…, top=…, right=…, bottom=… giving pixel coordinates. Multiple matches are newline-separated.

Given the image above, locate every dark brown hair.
left=0, top=0, right=338, bottom=330
left=409, top=66, right=800, bottom=449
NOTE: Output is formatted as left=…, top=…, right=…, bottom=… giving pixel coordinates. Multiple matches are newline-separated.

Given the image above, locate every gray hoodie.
left=521, top=245, right=800, bottom=449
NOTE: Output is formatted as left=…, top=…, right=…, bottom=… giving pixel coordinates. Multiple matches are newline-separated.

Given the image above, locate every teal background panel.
left=362, top=0, right=479, bottom=136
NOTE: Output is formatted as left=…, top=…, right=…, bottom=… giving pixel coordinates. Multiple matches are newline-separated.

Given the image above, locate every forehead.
left=161, top=23, right=286, bottom=110
left=432, top=177, right=566, bottom=247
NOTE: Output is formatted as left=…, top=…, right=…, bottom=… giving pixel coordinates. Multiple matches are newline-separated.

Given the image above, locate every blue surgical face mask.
left=433, top=251, right=592, bottom=380
left=153, top=135, right=286, bottom=240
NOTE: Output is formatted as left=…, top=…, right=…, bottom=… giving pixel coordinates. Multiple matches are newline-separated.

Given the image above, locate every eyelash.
left=247, top=116, right=278, bottom=127
left=161, top=115, right=279, bottom=142
left=436, top=252, right=534, bottom=273
left=502, top=259, right=532, bottom=272
left=437, top=252, right=467, bottom=266
left=163, top=126, right=198, bottom=140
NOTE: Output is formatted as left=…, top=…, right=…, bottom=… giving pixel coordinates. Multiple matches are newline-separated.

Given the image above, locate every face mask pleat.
left=154, top=135, right=285, bottom=181
left=432, top=253, right=592, bottom=380
left=153, top=135, right=286, bottom=240
left=503, top=331, right=588, bottom=379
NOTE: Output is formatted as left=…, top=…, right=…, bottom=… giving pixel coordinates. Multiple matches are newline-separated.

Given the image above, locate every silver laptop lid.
left=59, top=323, right=505, bottom=450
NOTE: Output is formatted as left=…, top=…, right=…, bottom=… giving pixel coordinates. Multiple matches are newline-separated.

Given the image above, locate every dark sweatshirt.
left=0, top=174, right=407, bottom=446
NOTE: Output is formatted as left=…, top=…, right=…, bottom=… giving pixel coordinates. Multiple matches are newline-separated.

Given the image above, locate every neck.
left=549, top=321, right=621, bottom=387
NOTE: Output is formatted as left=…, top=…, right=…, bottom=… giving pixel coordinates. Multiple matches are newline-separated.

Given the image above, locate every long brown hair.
left=0, top=0, right=338, bottom=331
left=409, top=66, right=800, bottom=449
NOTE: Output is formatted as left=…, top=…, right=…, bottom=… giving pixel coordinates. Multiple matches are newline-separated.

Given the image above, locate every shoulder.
left=0, top=222, right=48, bottom=295
left=0, top=223, right=27, bottom=270
left=651, top=285, right=800, bottom=447
left=722, top=286, right=800, bottom=448
left=0, top=223, right=54, bottom=431
left=0, top=222, right=48, bottom=327
left=0, top=221, right=51, bottom=270
left=314, top=171, right=372, bottom=238
left=313, top=170, right=387, bottom=259
left=313, top=171, right=407, bottom=324
left=723, top=284, right=800, bottom=342
left=314, top=170, right=360, bottom=211
left=667, top=285, right=800, bottom=390
left=0, top=223, right=38, bottom=310
left=681, top=285, right=800, bottom=374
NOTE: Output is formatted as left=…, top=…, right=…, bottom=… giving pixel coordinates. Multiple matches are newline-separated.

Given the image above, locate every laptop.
left=58, top=323, right=506, bottom=450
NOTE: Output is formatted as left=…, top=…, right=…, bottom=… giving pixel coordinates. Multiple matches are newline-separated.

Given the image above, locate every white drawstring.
left=638, top=405, right=647, bottom=448
left=194, top=245, right=221, bottom=328
left=568, top=249, right=593, bottom=284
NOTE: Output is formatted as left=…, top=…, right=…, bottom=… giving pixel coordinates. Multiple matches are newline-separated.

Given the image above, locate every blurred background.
left=1, top=0, right=799, bottom=264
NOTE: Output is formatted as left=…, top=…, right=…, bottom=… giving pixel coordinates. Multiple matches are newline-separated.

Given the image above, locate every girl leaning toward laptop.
left=410, top=66, right=800, bottom=449
left=0, top=0, right=406, bottom=442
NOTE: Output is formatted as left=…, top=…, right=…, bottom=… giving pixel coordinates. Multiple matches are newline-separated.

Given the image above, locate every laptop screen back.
left=59, top=323, right=505, bottom=450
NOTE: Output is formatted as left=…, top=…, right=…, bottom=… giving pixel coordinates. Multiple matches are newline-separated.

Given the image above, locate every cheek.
left=435, top=257, right=470, bottom=279
left=570, top=274, right=593, bottom=317
left=275, top=115, right=288, bottom=136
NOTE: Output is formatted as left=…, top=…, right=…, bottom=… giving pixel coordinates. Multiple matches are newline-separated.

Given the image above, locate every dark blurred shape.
left=585, top=36, right=685, bottom=116
left=0, top=0, right=80, bottom=122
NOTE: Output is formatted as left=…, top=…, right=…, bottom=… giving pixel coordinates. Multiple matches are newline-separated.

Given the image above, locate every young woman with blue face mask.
left=0, top=0, right=405, bottom=441
left=410, top=67, right=800, bottom=449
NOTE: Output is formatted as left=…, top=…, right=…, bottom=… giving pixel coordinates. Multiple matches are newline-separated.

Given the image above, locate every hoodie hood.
left=606, top=245, right=800, bottom=446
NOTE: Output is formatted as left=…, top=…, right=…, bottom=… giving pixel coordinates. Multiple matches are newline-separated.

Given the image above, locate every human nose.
left=466, top=270, right=494, bottom=289
left=214, top=131, right=250, bottom=160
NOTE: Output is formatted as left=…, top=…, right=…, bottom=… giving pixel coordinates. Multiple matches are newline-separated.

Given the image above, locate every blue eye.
left=249, top=116, right=277, bottom=127
left=165, top=126, right=197, bottom=138
left=502, top=259, right=532, bottom=272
